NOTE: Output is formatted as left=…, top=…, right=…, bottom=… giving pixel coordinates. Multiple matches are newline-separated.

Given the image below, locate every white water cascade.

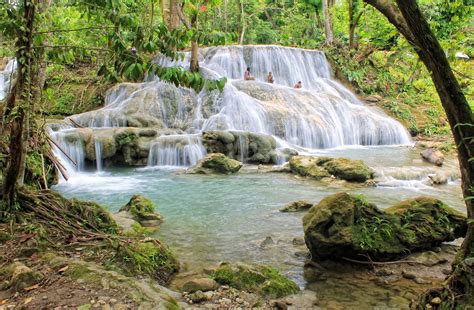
left=0, top=59, right=17, bottom=101
left=147, top=134, right=206, bottom=166
left=50, top=45, right=411, bottom=171
left=94, top=139, right=103, bottom=172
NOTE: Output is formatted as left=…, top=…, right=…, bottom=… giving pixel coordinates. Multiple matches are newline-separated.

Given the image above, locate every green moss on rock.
left=120, top=195, right=162, bottom=223
left=303, top=193, right=466, bottom=261
left=211, top=262, right=299, bottom=298
left=318, top=157, right=374, bottom=182
left=289, top=156, right=373, bottom=182
left=187, top=153, right=242, bottom=175
left=115, top=240, right=179, bottom=284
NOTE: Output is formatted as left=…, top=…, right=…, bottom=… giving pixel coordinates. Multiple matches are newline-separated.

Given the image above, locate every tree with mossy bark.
left=361, top=0, right=473, bottom=307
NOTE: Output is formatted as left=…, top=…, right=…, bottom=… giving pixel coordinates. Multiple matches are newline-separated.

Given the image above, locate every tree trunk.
left=349, top=0, right=355, bottom=47
left=169, top=0, right=180, bottom=29
left=363, top=0, right=474, bottom=305
left=239, top=0, right=245, bottom=45
left=161, top=0, right=169, bottom=26
left=190, top=40, right=199, bottom=72
left=322, top=0, right=334, bottom=45
left=2, top=0, right=37, bottom=205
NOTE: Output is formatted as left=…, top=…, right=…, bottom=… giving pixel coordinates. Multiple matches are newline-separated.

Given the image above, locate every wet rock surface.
left=187, top=153, right=243, bottom=174
left=280, top=200, right=313, bottom=212
left=289, top=155, right=374, bottom=182
left=421, top=148, right=445, bottom=166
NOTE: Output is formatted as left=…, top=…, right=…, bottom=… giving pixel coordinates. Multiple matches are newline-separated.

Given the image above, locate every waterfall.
left=48, top=126, right=86, bottom=177
left=0, top=59, right=17, bottom=101
left=147, top=134, right=206, bottom=167
left=94, top=139, right=103, bottom=172
left=51, top=45, right=412, bottom=173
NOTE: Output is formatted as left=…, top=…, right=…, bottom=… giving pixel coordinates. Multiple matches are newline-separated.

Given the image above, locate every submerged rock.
left=303, top=193, right=466, bottom=261
left=187, top=153, right=242, bottom=175
left=119, top=195, right=162, bottom=228
left=420, top=148, right=444, bottom=166
left=280, top=200, right=313, bottom=212
left=289, top=155, right=373, bottom=182
left=211, top=262, right=299, bottom=298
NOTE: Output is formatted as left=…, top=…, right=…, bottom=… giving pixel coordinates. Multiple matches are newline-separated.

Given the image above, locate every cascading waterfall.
left=147, top=134, right=206, bottom=166
left=48, top=126, right=86, bottom=177
left=49, top=45, right=412, bottom=172
left=0, top=59, right=17, bottom=101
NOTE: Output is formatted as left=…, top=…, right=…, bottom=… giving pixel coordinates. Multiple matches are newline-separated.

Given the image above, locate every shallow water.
left=53, top=146, right=464, bottom=291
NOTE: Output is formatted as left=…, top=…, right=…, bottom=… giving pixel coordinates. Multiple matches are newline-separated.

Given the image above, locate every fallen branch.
left=342, top=256, right=423, bottom=265
left=47, top=137, right=77, bottom=167
left=68, top=118, right=84, bottom=128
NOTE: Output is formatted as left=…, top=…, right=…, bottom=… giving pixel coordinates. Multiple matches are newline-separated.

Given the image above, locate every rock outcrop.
left=211, top=262, right=299, bottom=298
left=303, top=193, right=466, bottom=261
left=187, top=153, right=242, bottom=174
left=289, top=156, right=374, bottom=182
left=119, top=195, right=162, bottom=229
left=202, top=131, right=277, bottom=164
left=420, top=148, right=445, bottom=166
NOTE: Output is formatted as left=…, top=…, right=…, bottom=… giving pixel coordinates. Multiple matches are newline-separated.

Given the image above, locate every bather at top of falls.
left=49, top=45, right=412, bottom=172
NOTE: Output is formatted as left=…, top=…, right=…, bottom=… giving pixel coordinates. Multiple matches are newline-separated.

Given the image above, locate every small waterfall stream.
left=94, top=139, right=103, bottom=172
left=0, top=59, right=17, bottom=101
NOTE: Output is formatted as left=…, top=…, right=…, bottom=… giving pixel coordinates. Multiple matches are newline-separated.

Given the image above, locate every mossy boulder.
left=187, top=153, right=242, bottom=175
left=303, top=193, right=466, bottom=261
left=289, top=156, right=373, bottom=182
left=115, top=239, right=179, bottom=284
left=317, top=157, right=374, bottom=182
left=385, top=197, right=466, bottom=249
left=119, top=195, right=162, bottom=227
left=289, top=156, right=330, bottom=180
left=211, top=262, right=299, bottom=298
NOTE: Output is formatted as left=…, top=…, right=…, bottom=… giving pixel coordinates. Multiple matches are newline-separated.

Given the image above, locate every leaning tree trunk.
left=322, top=0, right=334, bottom=45
left=363, top=0, right=474, bottom=306
left=2, top=0, right=37, bottom=206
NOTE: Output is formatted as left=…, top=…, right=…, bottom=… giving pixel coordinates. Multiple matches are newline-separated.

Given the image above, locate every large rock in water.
left=420, top=148, right=445, bottom=166
left=303, top=193, right=466, bottom=261
left=119, top=195, right=162, bottom=228
left=187, top=153, right=242, bottom=174
left=289, top=156, right=373, bottom=182
left=202, top=130, right=277, bottom=164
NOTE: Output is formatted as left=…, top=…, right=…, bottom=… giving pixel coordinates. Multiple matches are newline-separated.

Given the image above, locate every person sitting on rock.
left=294, top=81, right=302, bottom=89
left=267, top=71, right=274, bottom=83
left=244, top=67, right=255, bottom=81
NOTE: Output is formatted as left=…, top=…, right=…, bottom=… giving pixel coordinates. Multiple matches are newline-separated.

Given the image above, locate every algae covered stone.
left=289, top=156, right=330, bottom=180
left=211, top=262, right=299, bottom=298
left=119, top=195, right=162, bottom=227
left=187, top=153, right=242, bottom=175
left=385, top=197, right=466, bottom=248
left=289, top=156, right=373, bottom=182
left=303, top=193, right=466, bottom=261
left=317, top=157, right=374, bottom=182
